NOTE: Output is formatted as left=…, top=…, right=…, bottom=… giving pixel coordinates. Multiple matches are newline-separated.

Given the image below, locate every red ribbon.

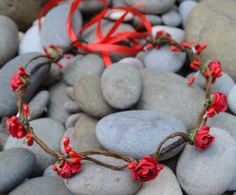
left=39, top=0, right=152, bottom=67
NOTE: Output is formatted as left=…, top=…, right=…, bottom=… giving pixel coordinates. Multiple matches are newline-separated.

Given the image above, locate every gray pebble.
left=162, top=10, right=182, bottom=27
left=101, top=63, right=142, bottom=109
left=65, top=113, right=81, bottom=129
left=64, top=101, right=80, bottom=114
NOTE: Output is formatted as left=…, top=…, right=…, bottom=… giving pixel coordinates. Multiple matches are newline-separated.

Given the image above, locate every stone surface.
left=179, top=0, right=197, bottom=27
left=63, top=54, right=104, bottom=86
left=0, top=53, right=50, bottom=117
left=96, top=110, right=186, bottom=160
left=43, top=165, right=58, bottom=177
left=61, top=114, right=102, bottom=153
left=66, top=86, right=76, bottom=100
left=186, top=0, right=236, bottom=80
left=208, top=112, right=236, bottom=141
left=5, top=118, right=64, bottom=174
left=119, top=57, right=144, bottom=70
left=177, top=128, right=236, bottom=195
left=65, top=113, right=81, bottom=129
left=0, top=148, right=36, bottom=193
left=19, top=25, right=44, bottom=55
left=101, top=63, right=142, bottom=109
left=228, top=85, right=236, bottom=115
left=137, top=166, right=183, bottom=195
left=48, top=82, right=70, bottom=124
left=0, top=132, right=8, bottom=151
left=74, top=75, right=114, bottom=118
left=64, top=156, right=141, bottom=195
left=41, top=4, right=82, bottom=48
left=64, top=101, right=80, bottom=114
left=29, top=90, right=49, bottom=120
left=137, top=69, right=204, bottom=129
left=0, top=0, right=47, bottom=31
left=143, top=47, right=186, bottom=72
left=126, top=0, right=175, bottom=14
left=9, top=177, right=72, bottom=195
left=161, top=10, right=182, bottom=27
left=78, top=0, right=106, bottom=14
left=0, top=16, right=18, bottom=67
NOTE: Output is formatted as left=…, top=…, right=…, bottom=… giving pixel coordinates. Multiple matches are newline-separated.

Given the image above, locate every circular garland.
left=6, top=30, right=227, bottom=182
left=5, top=2, right=227, bottom=184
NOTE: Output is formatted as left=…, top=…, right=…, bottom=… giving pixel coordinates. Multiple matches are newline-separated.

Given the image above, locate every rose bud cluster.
left=6, top=116, right=25, bottom=139
left=10, top=66, right=29, bottom=92
left=194, top=126, right=215, bottom=150
left=203, top=61, right=222, bottom=83
left=207, top=92, right=227, bottom=117
left=128, top=156, right=163, bottom=182
left=52, top=137, right=83, bottom=179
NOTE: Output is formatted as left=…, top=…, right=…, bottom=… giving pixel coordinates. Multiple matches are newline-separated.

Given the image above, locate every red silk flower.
left=10, top=66, right=29, bottom=92
left=207, top=92, right=227, bottom=117
left=204, top=61, right=222, bottom=82
left=194, top=126, right=215, bottom=150
left=128, top=156, right=163, bottom=182
left=6, top=116, right=25, bottom=139
left=52, top=158, right=82, bottom=179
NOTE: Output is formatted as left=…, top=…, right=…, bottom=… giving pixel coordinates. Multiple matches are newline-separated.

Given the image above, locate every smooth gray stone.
left=227, top=85, right=236, bottom=115
left=19, top=25, right=44, bottom=55
left=177, top=128, right=236, bottom=195
left=64, top=101, right=80, bottom=114
left=96, top=110, right=186, bottom=160
left=208, top=112, right=236, bottom=141
left=64, top=156, right=141, bottom=195
left=0, top=0, right=47, bottom=31
left=179, top=0, right=197, bottom=28
left=0, top=16, right=18, bottom=67
left=41, top=4, right=82, bottom=48
left=78, top=0, right=106, bottom=13
left=186, top=0, right=236, bottom=81
left=143, top=15, right=162, bottom=26
left=119, top=57, right=144, bottom=70
left=29, top=90, right=50, bottom=120
left=48, top=82, right=70, bottom=124
left=0, top=148, right=36, bottom=193
left=137, top=69, right=204, bottom=129
left=101, top=63, right=142, bottom=109
left=74, top=75, right=114, bottom=118
left=65, top=113, right=81, bottom=129
left=43, top=165, right=58, bottom=177
left=143, top=46, right=186, bottom=72
left=63, top=54, right=104, bottom=86
left=137, top=166, right=183, bottom=195
left=9, top=177, right=73, bottom=195
left=61, top=114, right=102, bottom=153
left=0, top=132, right=8, bottom=151
left=0, top=52, right=50, bottom=117
left=126, top=0, right=175, bottom=14
left=162, top=10, right=182, bottom=27
left=5, top=118, right=64, bottom=175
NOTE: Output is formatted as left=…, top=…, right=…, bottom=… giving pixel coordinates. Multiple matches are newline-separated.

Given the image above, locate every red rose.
left=204, top=61, right=222, bottom=82
left=53, top=159, right=82, bottom=179
left=189, top=60, right=200, bottom=70
left=194, top=43, right=207, bottom=54
left=128, top=156, right=163, bottom=182
left=6, top=116, right=25, bottom=138
left=207, top=92, right=227, bottom=117
left=194, top=126, right=215, bottom=150
left=10, top=66, right=29, bottom=92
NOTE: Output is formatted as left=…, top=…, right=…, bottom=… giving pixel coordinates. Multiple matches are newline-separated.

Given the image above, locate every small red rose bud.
left=65, top=146, right=72, bottom=154
left=71, top=157, right=83, bottom=165
left=190, top=60, right=200, bottom=70
left=170, top=45, right=180, bottom=52
left=207, top=107, right=216, bottom=118
left=17, top=131, right=25, bottom=138
left=156, top=31, right=164, bottom=37
left=69, top=150, right=79, bottom=158
left=26, top=137, right=33, bottom=146
left=180, top=42, right=192, bottom=49
left=63, top=137, right=70, bottom=147
left=187, top=76, right=196, bottom=86
left=52, top=163, right=57, bottom=171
